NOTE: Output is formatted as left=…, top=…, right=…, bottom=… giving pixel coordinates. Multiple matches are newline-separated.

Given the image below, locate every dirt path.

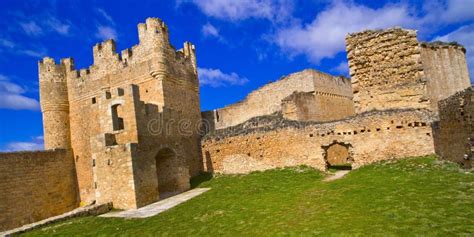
left=323, top=170, right=350, bottom=182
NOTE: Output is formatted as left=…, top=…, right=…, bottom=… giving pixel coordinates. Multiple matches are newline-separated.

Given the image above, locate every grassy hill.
left=23, top=156, right=473, bottom=236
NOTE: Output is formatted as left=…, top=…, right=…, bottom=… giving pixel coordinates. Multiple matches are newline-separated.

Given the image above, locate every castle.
left=0, top=18, right=472, bottom=232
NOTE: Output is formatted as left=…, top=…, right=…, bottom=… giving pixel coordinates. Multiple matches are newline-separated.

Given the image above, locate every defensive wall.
left=0, top=149, right=78, bottom=231
left=438, top=87, right=474, bottom=168
left=202, top=69, right=355, bottom=130
left=202, top=109, right=436, bottom=174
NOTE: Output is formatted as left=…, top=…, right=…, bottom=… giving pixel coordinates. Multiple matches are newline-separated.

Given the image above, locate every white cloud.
left=435, top=24, right=474, bottom=80
left=202, top=23, right=220, bottom=38
left=424, top=0, right=474, bottom=24
left=274, top=1, right=419, bottom=63
left=18, top=48, right=47, bottom=58
left=3, top=136, right=44, bottom=152
left=95, top=26, right=117, bottom=40
left=20, top=21, right=43, bottom=36
left=198, top=67, right=249, bottom=87
left=45, top=17, right=70, bottom=35
left=333, top=61, right=349, bottom=75
left=0, top=39, right=14, bottom=48
left=183, top=0, right=293, bottom=22
left=96, top=8, right=115, bottom=25
left=0, top=74, right=40, bottom=111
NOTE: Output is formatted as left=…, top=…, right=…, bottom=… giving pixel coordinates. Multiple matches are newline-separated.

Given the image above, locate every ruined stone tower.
left=345, top=28, right=470, bottom=113
left=39, top=18, right=202, bottom=209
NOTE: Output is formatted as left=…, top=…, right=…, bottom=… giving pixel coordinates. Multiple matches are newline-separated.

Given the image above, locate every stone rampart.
left=0, top=149, right=78, bottom=231
left=202, top=109, right=436, bottom=174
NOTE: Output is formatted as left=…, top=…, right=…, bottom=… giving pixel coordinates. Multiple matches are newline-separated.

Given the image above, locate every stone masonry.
left=346, top=28, right=470, bottom=113
left=438, top=87, right=474, bottom=168
left=202, top=69, right=355, bottom=130
left=0, top=150, right=78, bottom=231
left=0, top=23, right=471, bottom=232
left=38, top=17, right=202, bottom=209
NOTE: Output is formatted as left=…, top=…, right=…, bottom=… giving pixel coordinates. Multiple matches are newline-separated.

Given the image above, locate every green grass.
left=23, top=156, right=473, bottom=236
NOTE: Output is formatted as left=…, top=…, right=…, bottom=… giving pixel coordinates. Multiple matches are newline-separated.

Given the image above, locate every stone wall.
left=202, top=109, right=436, bottom=174
left=0, top=149, right=78, bottom=231
left=420, top=42, right=471, bottom=110
left=281, top=90, right=355, bottom=122
left=438, top=87, right=474, bottom=168
left=204, top=69, right=354, bottom=129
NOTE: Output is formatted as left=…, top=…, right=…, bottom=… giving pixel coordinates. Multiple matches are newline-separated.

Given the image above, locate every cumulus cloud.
left=0, top=74, right=40, bottom=110
left=424, top=0, right=474, bottom=24
left=95, top=26, right=117, bottom=40
left=435, top=24, right=474, bottom=80
left=182, top=0, right=293, bottom=22
left=198, top=67, right=249, bottom=87
left=274, top=1, right=419, bottom=63
left=2, top=136, right=44, bottom=152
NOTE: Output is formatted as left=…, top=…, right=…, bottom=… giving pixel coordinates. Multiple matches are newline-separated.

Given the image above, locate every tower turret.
left=39, top=57, right=71, bottom=149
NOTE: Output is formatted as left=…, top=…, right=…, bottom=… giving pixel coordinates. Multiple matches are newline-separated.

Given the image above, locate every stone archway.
left=155, top=148, right=182, bottom=199
left=322, top=142, right=353, bottom=169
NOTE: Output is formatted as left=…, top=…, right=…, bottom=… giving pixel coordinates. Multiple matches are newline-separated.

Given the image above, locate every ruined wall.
left=438, top=87, right=474, bottom=168
left=0, top=150, right=78, bottom=231
left=346, top=28, right=471, bottom=113
left=39, top=18, right=201, bottom=206
left=346, top=28, right=428, bottom=113
left=202, top=109, right=435, bottom=174
left=420, top=42, right=471, bottom=110
left=205, top=69, right=354, bottom=129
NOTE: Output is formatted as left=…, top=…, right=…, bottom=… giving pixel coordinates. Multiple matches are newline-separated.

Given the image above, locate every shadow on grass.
left=190, top=172, right=213, bottom=188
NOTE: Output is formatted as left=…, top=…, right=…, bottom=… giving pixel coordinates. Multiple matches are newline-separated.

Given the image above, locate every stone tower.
left=38, top=17, right=202, bottom=209
left=39, top=58, right=71, bottom=149
left=345, top=28, right=470, bottom=113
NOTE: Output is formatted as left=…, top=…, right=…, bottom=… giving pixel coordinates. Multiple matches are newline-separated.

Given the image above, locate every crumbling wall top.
left=420, top=41, right=466, bottom=53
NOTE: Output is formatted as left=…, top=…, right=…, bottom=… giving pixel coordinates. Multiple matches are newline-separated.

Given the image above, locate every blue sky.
left=0, top=0, right=473, bottom=151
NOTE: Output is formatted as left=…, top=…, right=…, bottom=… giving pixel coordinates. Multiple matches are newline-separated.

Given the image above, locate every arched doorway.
left=155, top=148, right=181, bottom=199
left=323, top=142, right=353, bottom=170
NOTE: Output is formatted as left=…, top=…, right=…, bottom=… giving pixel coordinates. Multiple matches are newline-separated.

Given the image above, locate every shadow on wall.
left=204, top=151, right=214, bottom=173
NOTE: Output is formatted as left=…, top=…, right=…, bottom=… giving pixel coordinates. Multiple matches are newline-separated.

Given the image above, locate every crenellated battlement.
left=58, top=18, right=195, bottom=81
left=138, top=17, right=169, bottom=44
left=93, top=39, right=121, bottom=65
left=38, top=57, right=67, bottom=82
